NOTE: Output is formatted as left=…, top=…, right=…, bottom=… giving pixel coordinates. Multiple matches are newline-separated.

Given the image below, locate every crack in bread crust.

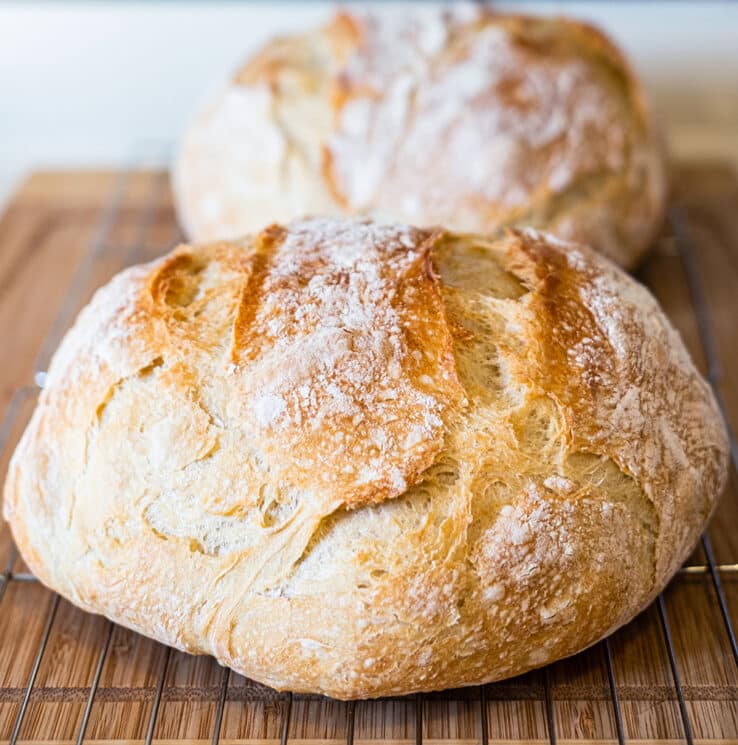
left=2, top=221, right=727, bottom=699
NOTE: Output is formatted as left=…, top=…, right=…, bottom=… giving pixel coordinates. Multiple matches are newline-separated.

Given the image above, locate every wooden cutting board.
left=0, top=165, right=737, bottom=744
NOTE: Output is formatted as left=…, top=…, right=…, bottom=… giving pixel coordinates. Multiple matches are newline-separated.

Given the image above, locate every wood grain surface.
left=0, top=165, right=737, bottom=744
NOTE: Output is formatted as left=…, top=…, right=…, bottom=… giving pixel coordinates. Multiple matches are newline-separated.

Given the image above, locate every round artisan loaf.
left=174, top=8, right=667, bottom=268
left=3, top=218, right=727, bottom=699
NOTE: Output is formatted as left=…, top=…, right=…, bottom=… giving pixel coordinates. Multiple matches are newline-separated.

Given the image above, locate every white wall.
left=2, top=1, right=737, bottom=207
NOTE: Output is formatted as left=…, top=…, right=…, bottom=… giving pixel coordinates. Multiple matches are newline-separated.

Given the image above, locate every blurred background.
left=1, top=1, right=737, bottom=208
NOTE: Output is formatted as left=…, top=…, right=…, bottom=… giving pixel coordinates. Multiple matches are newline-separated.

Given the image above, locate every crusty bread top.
left=175, top=7, right=666, bottom=267
left=3, top=220, right=726, bottom=699
left=155, top=219, right=464, bottom=510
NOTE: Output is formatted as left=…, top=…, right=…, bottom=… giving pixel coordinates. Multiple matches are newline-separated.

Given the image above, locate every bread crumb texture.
left=3, top=219, right=727, bottom=699
left=175, top=7, right=666, bottom=268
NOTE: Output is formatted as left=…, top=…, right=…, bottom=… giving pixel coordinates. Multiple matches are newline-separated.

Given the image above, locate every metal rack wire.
left=0, top=165, right=737, bottom=744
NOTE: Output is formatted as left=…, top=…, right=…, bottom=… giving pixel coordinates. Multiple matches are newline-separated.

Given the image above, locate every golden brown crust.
left=3, top=219, right=726, bottom=699
left=174, top=8, right=667, bottom=268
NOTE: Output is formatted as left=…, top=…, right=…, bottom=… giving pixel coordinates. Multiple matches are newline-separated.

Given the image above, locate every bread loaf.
left=174, top=8, right=667, bottom=268
left=3, top=218, right=726, bottom=699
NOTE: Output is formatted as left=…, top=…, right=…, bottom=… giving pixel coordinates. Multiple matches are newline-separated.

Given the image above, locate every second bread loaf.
left=174, top=8, right=666, bottom=268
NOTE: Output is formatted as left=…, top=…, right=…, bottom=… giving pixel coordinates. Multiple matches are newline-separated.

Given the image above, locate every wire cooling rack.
left=0, top=162, right=737, bottom=743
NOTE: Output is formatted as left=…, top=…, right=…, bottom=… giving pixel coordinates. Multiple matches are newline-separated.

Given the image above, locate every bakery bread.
left=173, top=8, right=667, bottom=268
left=3, top=218, right=726, bottom=699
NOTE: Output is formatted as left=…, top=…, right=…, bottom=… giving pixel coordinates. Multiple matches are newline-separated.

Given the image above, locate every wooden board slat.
left=0, top=165, right=737, bottom=743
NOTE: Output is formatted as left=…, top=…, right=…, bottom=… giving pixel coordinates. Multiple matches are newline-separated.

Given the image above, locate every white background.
left=2, top=1, right=738, bottom=208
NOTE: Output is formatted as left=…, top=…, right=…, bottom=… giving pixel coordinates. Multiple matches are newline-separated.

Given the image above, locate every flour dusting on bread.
left=328, top=14, right=627, bottom=224
left=232, top=217, right=465, bottom=508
